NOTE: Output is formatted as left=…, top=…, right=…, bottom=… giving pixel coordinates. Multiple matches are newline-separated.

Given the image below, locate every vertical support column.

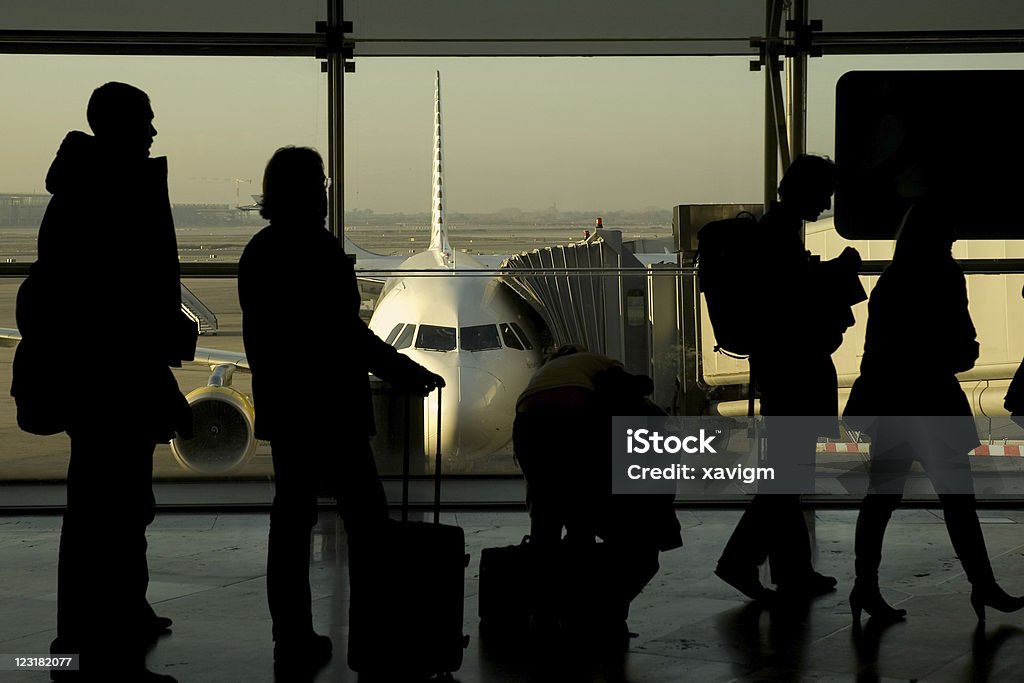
left=788, top=0, right=808, bottom=164
left=326, top=0, right=345, bottom=243
left=762, top=0, right=785, bottom=208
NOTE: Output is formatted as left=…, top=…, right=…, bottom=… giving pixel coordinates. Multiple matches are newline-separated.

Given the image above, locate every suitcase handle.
left=399, top=385, right=443, bottom=524
left=401, top=390, right=411, bottom=522
left=434, top=386, right=442, bottom=525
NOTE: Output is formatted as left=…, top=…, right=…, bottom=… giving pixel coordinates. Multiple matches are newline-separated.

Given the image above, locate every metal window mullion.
left=327, top=0, right=345, bottom=242
left=787, top=0, right=807, bottom=164
left=762, top=0, right=782, bottom=208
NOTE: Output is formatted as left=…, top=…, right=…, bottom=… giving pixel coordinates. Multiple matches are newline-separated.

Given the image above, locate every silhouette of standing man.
left=13, top=82, right=194, bottom=681
left=238, top=146, right=444, bottom=680
left=715, top=154, right=862, bottom=600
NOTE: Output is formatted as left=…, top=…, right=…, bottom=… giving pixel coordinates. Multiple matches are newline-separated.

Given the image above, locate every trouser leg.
left=766, top=495, right=813, bottom=585
left=55, top=433, right=157, bottom=673
left=759, top=425, right=818, bottom=585
left=268, top=439, right=318, bottom=642
left=334, top=440, right=388, bottom=536
left=514, top=412, right=565, bottom=622
left=607, top=540, right=659, bottom=621
left=54, top=514, right=86, bottom=656
left=718, top=495, right=772, bottom=570
left=526, top=486, right=566, bottom=623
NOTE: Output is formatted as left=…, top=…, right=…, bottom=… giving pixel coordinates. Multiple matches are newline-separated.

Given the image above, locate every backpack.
left=695, top=212, right=760, bottom=358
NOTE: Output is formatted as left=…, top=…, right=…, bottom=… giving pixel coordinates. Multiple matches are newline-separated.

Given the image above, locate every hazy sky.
left=1, top=53, right=1021, bottom=213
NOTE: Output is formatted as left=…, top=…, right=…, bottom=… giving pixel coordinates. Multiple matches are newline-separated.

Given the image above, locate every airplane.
left=1, top=71, right=547, bottom=474
left=356, top=72, right=546, bottom=460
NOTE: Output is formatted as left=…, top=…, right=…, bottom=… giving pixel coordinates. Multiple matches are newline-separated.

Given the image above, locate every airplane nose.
left=426, top=366, right=511, bottom=459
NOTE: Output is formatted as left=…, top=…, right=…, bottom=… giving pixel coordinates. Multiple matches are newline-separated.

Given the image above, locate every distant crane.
left=231, top=178, right=253, bottom=208
left=191, top=177, right=253, bottom=207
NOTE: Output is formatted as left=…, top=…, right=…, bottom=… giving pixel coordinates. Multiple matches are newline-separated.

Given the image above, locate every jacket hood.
left=44, top=131, right=166, bottom=196
left=44, top=131, right=99, bottom=195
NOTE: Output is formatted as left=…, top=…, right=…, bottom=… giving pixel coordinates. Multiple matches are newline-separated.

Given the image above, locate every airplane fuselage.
left=367, top=250, right=543, bottom=458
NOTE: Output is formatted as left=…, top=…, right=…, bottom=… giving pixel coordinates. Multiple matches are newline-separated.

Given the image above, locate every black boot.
left=941, top=495, right=1024, bottom=623
left=937, top=494, right=1024, bottom=622
left=970, top=583, right=1024, bottom=623
left=852, top=497, right=905, bottom=625
left=849, top=579, right=907, bottom=625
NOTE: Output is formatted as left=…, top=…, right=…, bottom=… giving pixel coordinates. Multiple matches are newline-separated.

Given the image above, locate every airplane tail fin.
left=428, top=71, right=454, bottom=267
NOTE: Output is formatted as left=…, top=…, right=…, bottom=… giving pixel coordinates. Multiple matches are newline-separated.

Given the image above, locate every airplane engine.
left=171, top=386, right=256, bottom=474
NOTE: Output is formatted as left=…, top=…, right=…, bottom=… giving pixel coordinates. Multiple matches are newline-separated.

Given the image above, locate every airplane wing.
left=192, top=347, right=249, bottom=371
left=1, top=327, right=248, bottom=372
left=346, top=234, right=419, bottom=292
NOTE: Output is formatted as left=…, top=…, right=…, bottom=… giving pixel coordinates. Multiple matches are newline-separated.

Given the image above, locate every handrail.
left=6, top=258, right=1024, bottom=279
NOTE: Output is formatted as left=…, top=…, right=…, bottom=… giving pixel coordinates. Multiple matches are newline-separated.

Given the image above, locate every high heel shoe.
left=970, top=583, right=1024, bottom=623
left=849, top=582, right=907, bottom=625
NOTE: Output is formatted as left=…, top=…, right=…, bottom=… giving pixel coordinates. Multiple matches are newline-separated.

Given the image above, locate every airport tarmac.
left=0, top=275, right=525, bottom=483
left=4, top=223, right=1024, bottom=497
left=2, top=221, right=663, bottom=483
left=0, top=220, right=669, bottom=264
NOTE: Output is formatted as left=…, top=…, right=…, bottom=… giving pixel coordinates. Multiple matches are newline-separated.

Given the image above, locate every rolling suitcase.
left=348, top=387, right=470, bottom=679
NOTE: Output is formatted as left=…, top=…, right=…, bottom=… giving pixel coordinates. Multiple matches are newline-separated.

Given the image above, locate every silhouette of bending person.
left=237, top=146, right=444, bottom=679
left=716, top=154, right=863, bottom=600
left=845, top=201, right=1024, bottom=624
left=512, top=345, right=682, bottom=643
left=12, top=82, right=195, bottom=682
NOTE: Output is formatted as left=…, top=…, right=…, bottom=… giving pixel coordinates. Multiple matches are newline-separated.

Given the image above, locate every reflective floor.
left=2, top=506, right=1024, bottom=682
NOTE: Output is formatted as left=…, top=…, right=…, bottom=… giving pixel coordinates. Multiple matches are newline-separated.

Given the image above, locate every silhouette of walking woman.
left=846, top=201, right=1024, bottom=624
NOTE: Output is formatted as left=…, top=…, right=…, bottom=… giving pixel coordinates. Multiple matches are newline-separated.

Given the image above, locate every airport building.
left=2, top=2, right=1024, bottom=681
left=0, top=193, right=49, bottom=227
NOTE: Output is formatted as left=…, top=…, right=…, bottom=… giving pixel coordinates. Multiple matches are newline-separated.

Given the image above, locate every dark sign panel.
left=835, top=70, right=1024, bottom=240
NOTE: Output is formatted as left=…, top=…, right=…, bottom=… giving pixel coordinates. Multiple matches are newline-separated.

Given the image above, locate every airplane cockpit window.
left=460, top=324, right=502, bottom=352
left=415, top=324, right=456, bottom=352
left=385, top=323, right=405, bottom=346
left=499, top=322, right=524, bottom=350
left=510, top=322, right=534, bottom=350
left=394, top=323, right=416, bottom=350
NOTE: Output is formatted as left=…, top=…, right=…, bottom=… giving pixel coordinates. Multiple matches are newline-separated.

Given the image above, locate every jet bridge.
left=501, top=228, right=680, bottom=410
left=500, top=207, right=778, bottom=416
